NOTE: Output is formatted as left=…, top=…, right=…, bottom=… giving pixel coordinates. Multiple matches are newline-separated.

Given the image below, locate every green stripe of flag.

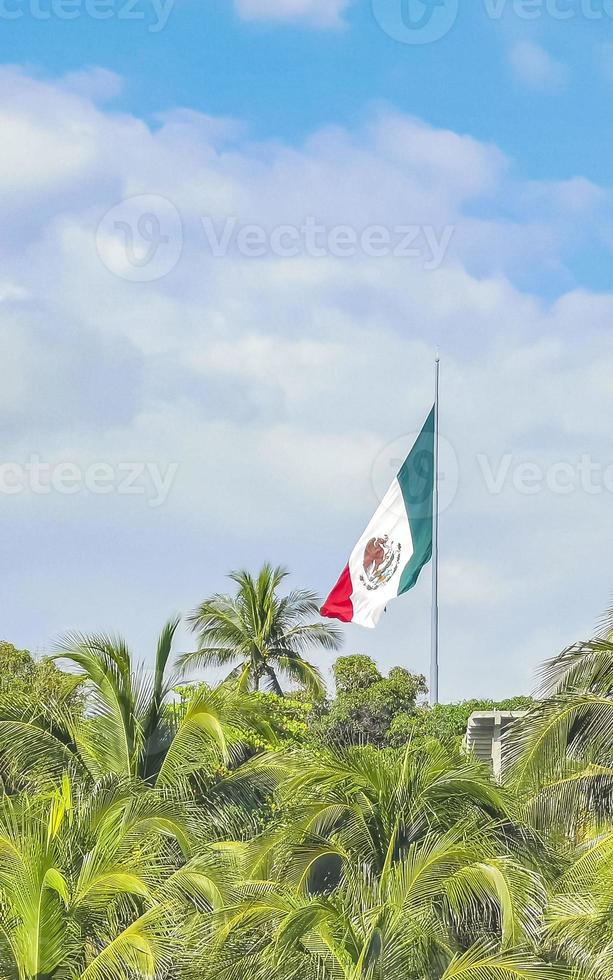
left=397, top=406, right=435, bottom=596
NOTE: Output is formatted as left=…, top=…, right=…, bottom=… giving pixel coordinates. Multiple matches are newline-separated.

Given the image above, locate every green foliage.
left=505, top=607, right=613, bottom=835
left=176, top=683, right=311, bottom=750
left=389, top=696, right=534, bottom=750
left=0, top=772, right=233, bottom=980
left=204, top=741, right=558, bottom=980
left=182, top=564, right=342, bottom=697
left=0, top=623, right=277, bottom=793
left=4, top=585, right=613, bottom=978
left=0, top=640, right=83, bottom=707
left=312, top=654, right=427, bottom=747
left=246, top=691, right=311, bottom=745
left=0, top=642, right=85, bottom=791
left=333, top=654, right=382, bottom=693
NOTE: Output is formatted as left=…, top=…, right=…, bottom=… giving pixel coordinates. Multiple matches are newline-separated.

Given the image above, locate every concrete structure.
left=464, top=711, right=528, bottom=781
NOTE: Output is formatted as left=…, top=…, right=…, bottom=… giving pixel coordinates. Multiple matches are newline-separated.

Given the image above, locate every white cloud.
left=2, top=66, right=613, bottom=698
left=440, top=559, right=511, bottom=607
left=510, top=41, right=568, bottom=92
left=59, top=67, right=123, bottom=102
left=234, top=0, right=348, bottom=28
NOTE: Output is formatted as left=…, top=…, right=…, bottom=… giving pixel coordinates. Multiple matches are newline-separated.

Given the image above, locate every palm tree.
left=181, top=565, right=342, bottom=697
left=0, top=774, right=200, bottom=980
left=206, top=849, right=556, bottom=980
left=237, top=740, right=543, bottom=883
left=0, top=618, right=275, bottom=792
left=502, top=606, right=613, bottom=977
left=505, top=605, right=613, bottom=835
left=200, top=741, right=560, bottom=980
left=544, top=828, right=613, bottom=979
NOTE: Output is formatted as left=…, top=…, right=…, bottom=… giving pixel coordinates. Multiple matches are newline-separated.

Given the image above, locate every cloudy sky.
left=2, top=0, right=613, bottom=699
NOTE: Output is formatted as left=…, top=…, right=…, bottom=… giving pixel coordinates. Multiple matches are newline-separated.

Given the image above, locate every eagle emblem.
left=360, top=536, right=402, bottom=591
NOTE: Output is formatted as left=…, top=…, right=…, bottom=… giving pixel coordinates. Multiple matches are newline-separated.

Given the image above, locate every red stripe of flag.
left=320, top=564, right=354, bottom=623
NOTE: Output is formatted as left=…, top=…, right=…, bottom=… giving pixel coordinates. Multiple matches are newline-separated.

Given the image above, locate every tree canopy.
left=182, top=564, right=342, bottom=696
left=0, top=571, right=609, bottom=979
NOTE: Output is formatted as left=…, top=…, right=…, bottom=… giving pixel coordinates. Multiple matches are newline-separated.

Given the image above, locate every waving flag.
left=321, top=408, right=435, bottom=629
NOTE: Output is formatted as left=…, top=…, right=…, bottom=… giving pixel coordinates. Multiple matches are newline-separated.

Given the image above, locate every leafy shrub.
left=389, top=696, right=534, bottom=749
left=311, top=654, right=428, bottom=747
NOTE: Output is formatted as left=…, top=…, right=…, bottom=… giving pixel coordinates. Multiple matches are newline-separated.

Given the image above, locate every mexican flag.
left=321, top=408, right=435, bottom=629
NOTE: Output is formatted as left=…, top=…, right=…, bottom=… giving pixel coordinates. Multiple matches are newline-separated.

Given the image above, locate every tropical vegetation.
left=183, top=564, right=342, bottom=697
left=0, top=564, right=611, bottom=978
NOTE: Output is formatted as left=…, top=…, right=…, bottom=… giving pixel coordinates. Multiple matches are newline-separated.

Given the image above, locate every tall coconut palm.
left=181, top=565, right=342, bottom=697
left=0, top=618, right=275, bottom=792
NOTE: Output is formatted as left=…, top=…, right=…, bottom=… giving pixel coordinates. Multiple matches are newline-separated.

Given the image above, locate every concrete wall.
left=464, top=711, right=528, bottom=781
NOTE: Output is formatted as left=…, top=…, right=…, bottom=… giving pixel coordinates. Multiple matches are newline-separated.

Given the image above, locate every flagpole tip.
left=435, top=348, right=440, bottom=363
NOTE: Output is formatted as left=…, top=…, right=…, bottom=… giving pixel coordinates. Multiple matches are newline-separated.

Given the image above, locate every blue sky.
left=4, top=0, right=612, bottom=181
left=3, top=0, right=613, bottom=300
left=2, top=0, right=613, bottom=698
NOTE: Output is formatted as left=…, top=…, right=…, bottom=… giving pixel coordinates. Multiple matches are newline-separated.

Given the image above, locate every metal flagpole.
left=430, top=351, right=440, bottom=706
